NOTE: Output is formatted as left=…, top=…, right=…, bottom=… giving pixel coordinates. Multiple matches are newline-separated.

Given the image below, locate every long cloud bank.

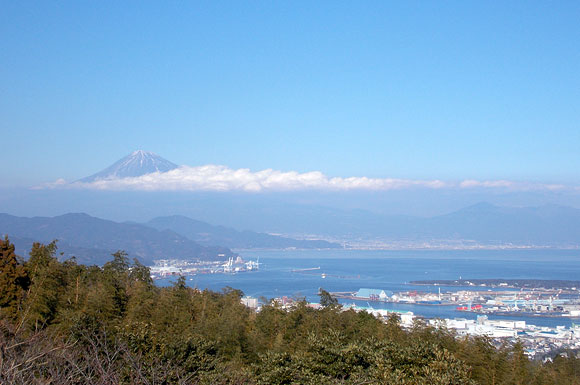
left=40, top=165, right=572, bottom=193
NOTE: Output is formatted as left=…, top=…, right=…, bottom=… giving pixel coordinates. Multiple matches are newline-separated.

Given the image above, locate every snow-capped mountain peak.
left=78, top=151, right=179, bottom=182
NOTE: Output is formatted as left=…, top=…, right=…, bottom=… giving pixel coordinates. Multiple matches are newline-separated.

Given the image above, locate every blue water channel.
left=156, top=249, right=580, bottom=328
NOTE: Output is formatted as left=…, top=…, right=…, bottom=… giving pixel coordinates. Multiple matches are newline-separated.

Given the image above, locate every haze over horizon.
left=1, top=2, right=579, bottom=220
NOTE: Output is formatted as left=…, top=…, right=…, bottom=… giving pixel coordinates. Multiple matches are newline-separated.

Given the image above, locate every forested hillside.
left=1, top=236, right=578, bottom=384
left=0, top=213, right=234, bottom=265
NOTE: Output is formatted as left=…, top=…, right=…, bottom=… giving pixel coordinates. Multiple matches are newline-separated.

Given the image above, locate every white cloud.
left=459, top=179, right=516, bottom=189
left=32, top=178, right=68, bottom=190
left=459, top=179, right=567, bottom=191
left=48, top=165, right=449, bottom=192
left=39, top=165, right=575, bottom=193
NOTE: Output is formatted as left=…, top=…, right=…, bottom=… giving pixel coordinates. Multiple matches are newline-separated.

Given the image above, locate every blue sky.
left=1, top=1, right=579, bottom=187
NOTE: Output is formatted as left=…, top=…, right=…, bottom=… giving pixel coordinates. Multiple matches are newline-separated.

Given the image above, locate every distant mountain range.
left=0, top=212, right=340, bottom=265
left=0, top=213, right=233, bottom=265
left=3, top=150, right=579, bottom=255
left=179, top=201, right=579, bottom=247
left=316, top=202, right=580, bottom=246
left=65, top=151, right=580, bottom=247
left=146, top=215, right=340, bottom=249
left=416, top=202, right=580, bottom=244
left=78, top=150, right=178, bottom=182
left=2, top=201, right=579, bottom=267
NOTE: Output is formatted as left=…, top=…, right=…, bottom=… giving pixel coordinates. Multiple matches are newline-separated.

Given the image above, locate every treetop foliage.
left=0, top=237, right=578, bottom=384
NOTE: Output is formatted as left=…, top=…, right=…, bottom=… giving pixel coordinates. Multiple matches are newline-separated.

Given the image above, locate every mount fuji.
left=78, top=150, right=178, bottom=182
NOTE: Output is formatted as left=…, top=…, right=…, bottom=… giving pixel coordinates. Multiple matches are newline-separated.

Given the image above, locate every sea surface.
left=157, top=249, right=580, bottom=328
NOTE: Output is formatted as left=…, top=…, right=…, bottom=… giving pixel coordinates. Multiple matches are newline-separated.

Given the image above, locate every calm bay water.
left=157, top=249, right=580, bottom=328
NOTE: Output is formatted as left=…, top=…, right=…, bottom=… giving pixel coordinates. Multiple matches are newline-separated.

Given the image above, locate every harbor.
left=331, top=286, right=580, bottom=319
left=152, top=250, right=580, bottom=358
left=153, top=249, right=580, bottom=329
left=150, top=256, right=260, bottom=279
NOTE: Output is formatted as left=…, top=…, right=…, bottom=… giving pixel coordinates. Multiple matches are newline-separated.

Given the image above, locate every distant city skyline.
left=1, top=2, right=579, bottom=190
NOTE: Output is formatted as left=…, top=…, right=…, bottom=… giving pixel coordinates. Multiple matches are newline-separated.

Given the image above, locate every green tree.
left=456, top=336, right=508, bottom=385
left=23, top=241, right=65, bottom=329
left=0, top=236, right=29, bottom=319
left=385, top=312, right=406, bottom=343
left=104, top=250, right=130, bottom=274
left=129, top=258, right=153, bottom=286
left=102, top=250, right=131, bottom=318
left=507, top=341, right=531, bottom=385
left=318, top=288, right=339, bottom=308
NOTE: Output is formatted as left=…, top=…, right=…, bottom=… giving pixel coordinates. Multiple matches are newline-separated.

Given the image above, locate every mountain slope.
left=186, top=201, right=580, bottom=246
left=7, top=235, right=119, bottom=266
left=146, top=215, right=340, bottom=249
left=422, top=203, right=580, bottom=244
left=78, top=150, right=178, bottom=182
left=0, top=213, right=233, bottom=265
